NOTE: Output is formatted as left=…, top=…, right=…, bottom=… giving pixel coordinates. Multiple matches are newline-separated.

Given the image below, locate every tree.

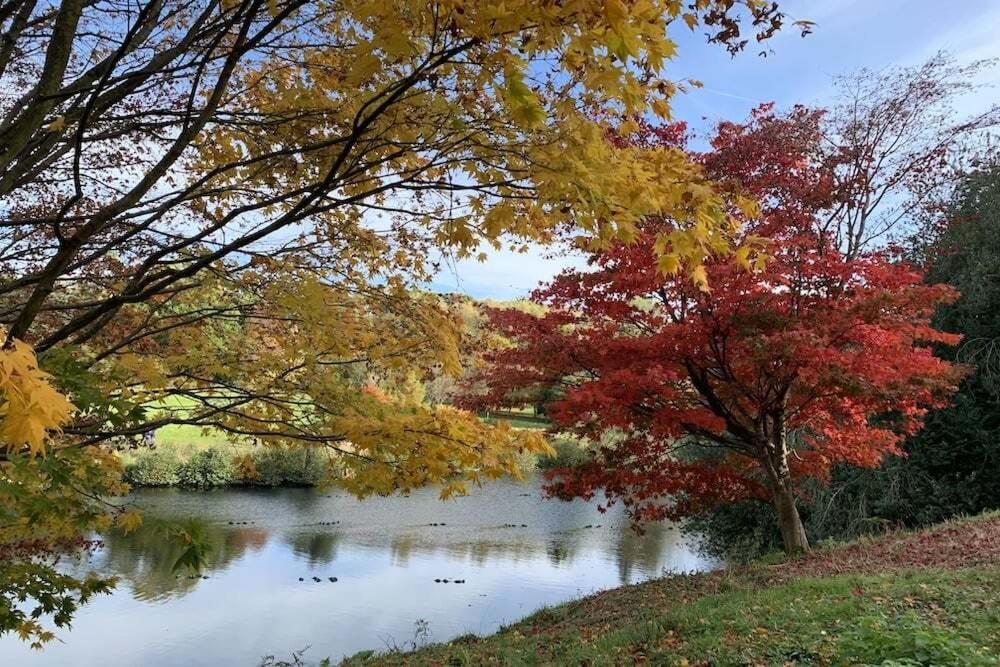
left=0, top=0, right=790, bottom=463
left=926, top=164, right=1000, bottom=387
left=470, top=107, right=964, bottom=552
left=815, top=53, right=998, bottom=258
left=0, top=336, right=123, bottom=647
left=860, top=161, right=1000, bottom=527
left=693, top=163, right=1000, bottom=559
left=0, top=0, right=804, bottom=644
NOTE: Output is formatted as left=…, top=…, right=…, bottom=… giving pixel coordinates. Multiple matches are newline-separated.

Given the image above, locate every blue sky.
left=431, top=0, right=1000, bottom=300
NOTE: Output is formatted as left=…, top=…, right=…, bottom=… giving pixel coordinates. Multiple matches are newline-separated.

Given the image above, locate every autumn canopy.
left=468, top=107, right=965, bottom=552
left=0, top=0, right=808, bottom=643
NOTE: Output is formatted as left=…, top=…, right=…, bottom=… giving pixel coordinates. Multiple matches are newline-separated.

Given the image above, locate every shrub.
left=122, top=443, right=333, bottom=488
left=176, top=448, right=234, bottom=489
left=248, top=446, right=326, bottom=487
left=684, top=499, right=784, bottom=563
left=536, top=437, right=590, bottom=470
left=123, top=449, right=181, bottom=486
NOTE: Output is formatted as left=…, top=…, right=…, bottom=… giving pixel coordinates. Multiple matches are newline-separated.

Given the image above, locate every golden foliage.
left=0, top=333, right=73, bottom=454
left=102, top=272, right=551, bottom=497
left=195, top=0, right=754, bottom=286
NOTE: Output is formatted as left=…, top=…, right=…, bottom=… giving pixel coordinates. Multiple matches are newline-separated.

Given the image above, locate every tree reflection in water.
left=75, top=486, right=704, bottom=602
left=7, top=480, right=714, bottom=667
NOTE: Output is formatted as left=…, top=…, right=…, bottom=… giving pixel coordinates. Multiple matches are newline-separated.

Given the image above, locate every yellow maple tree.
left=0, top=0, right=797, bottom=644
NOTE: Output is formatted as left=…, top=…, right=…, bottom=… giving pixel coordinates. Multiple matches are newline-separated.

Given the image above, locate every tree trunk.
left=772, top=480, right=809, bottom=553
left=759, top=405, right=809, bottom=553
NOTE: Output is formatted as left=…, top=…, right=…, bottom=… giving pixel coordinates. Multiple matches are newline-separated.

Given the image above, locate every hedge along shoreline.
left=120, top=430, right=594, bottom=490
left=120, top=442, right=331, bottom=489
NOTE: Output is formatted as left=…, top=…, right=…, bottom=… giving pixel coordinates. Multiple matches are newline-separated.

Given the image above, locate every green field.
left=479, top=409, right=551, bottom=431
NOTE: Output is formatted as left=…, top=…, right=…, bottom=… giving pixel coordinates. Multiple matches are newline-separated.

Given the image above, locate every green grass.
left=665, top=569, right=997, bottom=665
left=153, top=424, right=237, bottom=448
left=123, top=403, right=556, bottom=485
left=344, top=567, right=1000, bottom=666
left=143, top=406, right=548, bottom=457
left=343, top=515, right=1000, bottom=666
left=479, top=410, right=551, bottom=431
left=119, top=427, right=248, bottom=468
left=124, top=407, right=552, bottom=476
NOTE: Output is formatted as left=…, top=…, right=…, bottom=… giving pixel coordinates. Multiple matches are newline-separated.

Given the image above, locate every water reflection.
left=91, top=520, right=272, bottom=601
left=4, top=476, right=715, bottom=666
left=286, top=531, right=342, bottom=566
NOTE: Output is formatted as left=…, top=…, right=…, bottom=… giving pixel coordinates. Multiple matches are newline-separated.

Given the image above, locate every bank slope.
left=343, top=513, right=1000, bottom=666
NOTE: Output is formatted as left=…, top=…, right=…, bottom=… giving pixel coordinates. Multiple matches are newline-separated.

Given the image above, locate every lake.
left=1, top=475, right=715, bottom=666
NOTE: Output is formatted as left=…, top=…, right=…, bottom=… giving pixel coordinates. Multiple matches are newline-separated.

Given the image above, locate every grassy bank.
left=343, top=513, right=1000, bottom=666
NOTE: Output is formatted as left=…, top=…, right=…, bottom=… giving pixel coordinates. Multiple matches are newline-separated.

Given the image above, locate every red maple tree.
left=471, top=107, right=965, bottom=551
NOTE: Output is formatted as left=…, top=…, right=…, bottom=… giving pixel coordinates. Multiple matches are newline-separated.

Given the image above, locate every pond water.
left=2, top=475, right=715, bottom=666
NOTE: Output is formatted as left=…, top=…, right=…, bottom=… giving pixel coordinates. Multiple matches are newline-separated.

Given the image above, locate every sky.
left=429, top=0, right=1000, bottom=300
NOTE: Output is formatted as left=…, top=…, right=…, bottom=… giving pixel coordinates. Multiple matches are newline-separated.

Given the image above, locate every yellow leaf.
left=0, top=335, right=74, bottom=454
left=656, top=253, right=680, bottom=275
left=734, top=245, right=752, bottom=270
left=690, top=264, right=710, bottom=291
left=603, top=0, right=628, bottom=25
left=651, top=98, right=671, bottom=120
left=43, top=116, right=65, bottom=133
left=117, top=511, right=144, bottom=534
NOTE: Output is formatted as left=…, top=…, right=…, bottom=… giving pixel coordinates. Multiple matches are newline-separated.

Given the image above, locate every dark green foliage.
left=123, top=449, right=181, bottom=487
left=684, top=499, right=783, bottom=562
left=842, top=378, right=1000, bottom=529
left=924, top=165, right=1000, bottom=368
left=0, top=563, right=113, bottom=648
left=246, top=447, right=327, bottom=487
left=0, top=450, right=124, bottom=644
left=175, top=449, right=234, bottom=489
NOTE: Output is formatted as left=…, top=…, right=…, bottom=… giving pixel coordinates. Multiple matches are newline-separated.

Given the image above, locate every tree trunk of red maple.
left=772, top=478, right=809, bottom=553
left=763, top=411, right=810, bottom=553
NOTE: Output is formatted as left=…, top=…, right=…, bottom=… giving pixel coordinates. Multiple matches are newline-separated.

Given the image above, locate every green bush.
left=535, top=437, right=590, bottom=470
left=684, top=498, right=784, bottom=563
left=123, top=449, right=181, bottom=486
left=247, top=446, right=327, bottom=487
left=122, top=443, right=331, bottom=488
left=175, top=448, right=234, bottom=489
